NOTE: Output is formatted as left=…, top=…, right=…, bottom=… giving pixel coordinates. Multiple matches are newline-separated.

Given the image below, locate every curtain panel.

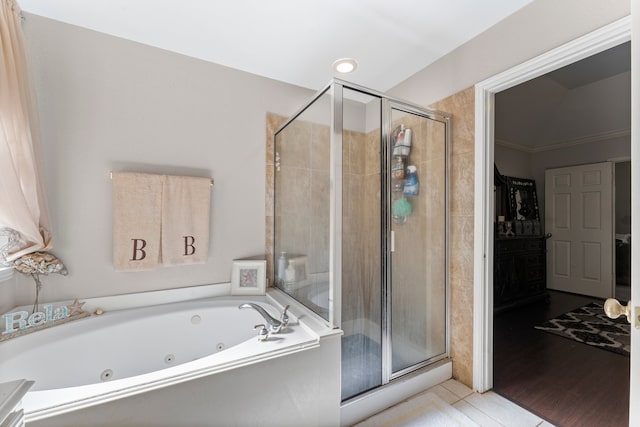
left=0, top=0, right=52, bottom=264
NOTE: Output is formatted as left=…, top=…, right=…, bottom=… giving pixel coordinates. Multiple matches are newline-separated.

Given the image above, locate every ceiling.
left=17, top=0, right=533, bottom=92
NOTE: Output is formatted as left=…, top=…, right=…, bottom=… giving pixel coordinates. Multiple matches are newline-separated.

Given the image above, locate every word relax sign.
left=2, top=301, right=84, bottom=336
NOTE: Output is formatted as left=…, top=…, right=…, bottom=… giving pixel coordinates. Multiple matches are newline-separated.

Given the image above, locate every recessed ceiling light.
left=333, top=58, right=358, bottom=74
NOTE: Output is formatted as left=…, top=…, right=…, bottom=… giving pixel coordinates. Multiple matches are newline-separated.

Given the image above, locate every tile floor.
left=354, top=379, right=554, bottom=427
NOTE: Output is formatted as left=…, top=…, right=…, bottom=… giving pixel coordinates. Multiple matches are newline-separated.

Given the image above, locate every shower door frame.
left=382, top=99, right=452, bottom=384
left=273, top=78, right=451, bottom=399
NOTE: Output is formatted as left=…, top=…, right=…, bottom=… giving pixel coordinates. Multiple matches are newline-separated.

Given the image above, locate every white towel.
left=161, top=175, right=211, bottom=266
left=112, top=172, right=162, bottom=271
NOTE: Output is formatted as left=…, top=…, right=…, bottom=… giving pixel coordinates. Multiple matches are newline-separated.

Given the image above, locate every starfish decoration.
left=67, top=298, right=86, bottom=316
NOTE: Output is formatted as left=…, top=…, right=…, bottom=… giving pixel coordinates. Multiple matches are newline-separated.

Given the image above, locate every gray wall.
left=14, top=14, right=314, bottom=305
left=0, top=277, right=16, bottom=314
left=531, top=136, right=630, bottom=216
left=494, top=144, right=532, bottom=179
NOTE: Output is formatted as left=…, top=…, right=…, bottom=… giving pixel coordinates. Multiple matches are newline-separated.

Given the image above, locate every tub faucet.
left=238, top=303, right=289, bottom=334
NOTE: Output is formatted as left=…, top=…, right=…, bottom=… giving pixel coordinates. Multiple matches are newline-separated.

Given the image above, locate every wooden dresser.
left=494, top=236, right=548, bottom=312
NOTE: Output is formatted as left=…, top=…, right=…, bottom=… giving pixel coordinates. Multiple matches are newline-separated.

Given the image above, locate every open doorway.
left=491, top=42, right=631, bottom=426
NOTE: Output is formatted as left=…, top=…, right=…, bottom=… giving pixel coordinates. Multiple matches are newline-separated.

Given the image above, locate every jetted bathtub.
left=0, top=291, right=341, bottom=426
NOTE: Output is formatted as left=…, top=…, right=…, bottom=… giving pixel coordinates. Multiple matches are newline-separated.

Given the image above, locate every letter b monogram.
left=131, top=239, right=147, bottom=261
left=183, top=236, right=196, bottom=256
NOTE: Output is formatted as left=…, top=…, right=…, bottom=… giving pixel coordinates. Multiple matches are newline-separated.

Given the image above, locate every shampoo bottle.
left=402, top=128, right=412, bottom=156
left=404, top=165, right=419, bottom=196
left=393, top=125, right=405, bottom=156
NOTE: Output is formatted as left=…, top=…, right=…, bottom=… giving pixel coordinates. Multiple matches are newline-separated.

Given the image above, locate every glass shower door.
left=340, top=87, right=383, bottom=400
left=388, top=105, right=448, bottom=376
left=274, top=88, right=332, bottom=321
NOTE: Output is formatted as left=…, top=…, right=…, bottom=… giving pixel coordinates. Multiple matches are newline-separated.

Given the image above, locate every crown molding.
left=494, top=138, right=536, bottom=153
left=495, top=128, right=631, bottom=153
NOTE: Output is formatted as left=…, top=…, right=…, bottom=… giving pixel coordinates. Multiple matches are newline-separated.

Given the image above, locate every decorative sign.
left=0, top=298, right=89, bottom=341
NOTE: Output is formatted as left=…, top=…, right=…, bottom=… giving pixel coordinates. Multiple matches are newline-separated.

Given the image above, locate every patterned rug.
left=534, top=302, right=630, bottom=357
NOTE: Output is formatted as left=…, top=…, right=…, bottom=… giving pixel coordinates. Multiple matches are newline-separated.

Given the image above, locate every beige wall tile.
left=432, top=87, right=474, bottom=158
left=309, top=214, right=330, bottom=273
left=265, top=164, right=274, bottom=216
left=424, top=118, right=447, bottom=162
left=266, top=113, right=287, bottom=165
left=275, top=166, right=311, bottom=217
left=450, top=151, right=475, bottom=216
left=278, top=120, right=312, bottom=169
left=311, top=123, right=330, bottom=171
left=311, top=169, right=330, bottom=217
left=449, top=214, right=474, bottom=282
left=431, top=87, right=475, bottom=388
left=266, top=113, right=288, bottom=282
left=449, top=276, right=474, bottom=387
left=265, top=215, right=274, bottom=284
left=364, top=129, right=381, bottom=175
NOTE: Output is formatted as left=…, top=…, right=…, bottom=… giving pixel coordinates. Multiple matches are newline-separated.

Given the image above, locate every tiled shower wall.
left=430, top=87, right=475, bottom=386
left=265, top=113, right=286, bottom=284
left=267, top=112, right=380, bottom=336
left=342, top=128, right=381, bottom=337
left=271, top=117, right=331, bottom=280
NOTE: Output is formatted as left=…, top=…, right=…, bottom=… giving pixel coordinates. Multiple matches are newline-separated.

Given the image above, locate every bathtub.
left=0, top=289, right=342, bottom=426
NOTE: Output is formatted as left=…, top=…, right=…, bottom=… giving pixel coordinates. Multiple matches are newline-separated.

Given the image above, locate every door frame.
left=472, top=16, right=631, bottom=392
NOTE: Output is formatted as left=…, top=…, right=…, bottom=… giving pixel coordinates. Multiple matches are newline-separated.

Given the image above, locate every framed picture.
left=231, top=260, right=266, bottom=295
left=506, top=177, right=540, bottom=221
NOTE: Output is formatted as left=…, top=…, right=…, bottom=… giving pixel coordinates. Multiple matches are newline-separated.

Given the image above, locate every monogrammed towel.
left=112, top=172, right=162, bottom=271
left=161, top=175, right=211, bottom=266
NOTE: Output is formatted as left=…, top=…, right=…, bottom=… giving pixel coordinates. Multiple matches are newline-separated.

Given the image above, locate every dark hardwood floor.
left=493, top=290, right=630, bottom=427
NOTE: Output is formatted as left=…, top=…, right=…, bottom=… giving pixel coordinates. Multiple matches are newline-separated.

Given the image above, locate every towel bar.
left=109, top=172, right=214, bottom=186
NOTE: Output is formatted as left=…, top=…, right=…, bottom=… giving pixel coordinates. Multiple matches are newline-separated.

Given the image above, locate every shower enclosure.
left=273, top=79, right=449, bottom=401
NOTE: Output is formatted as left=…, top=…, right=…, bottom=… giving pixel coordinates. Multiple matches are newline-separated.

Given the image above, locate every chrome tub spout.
left=238, top=303, right=286, bottom=333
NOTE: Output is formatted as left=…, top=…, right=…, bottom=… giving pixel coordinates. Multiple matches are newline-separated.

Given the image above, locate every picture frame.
left=506, top=177, right=540, bottom=221
left=231, top=260, right=266, bottom=295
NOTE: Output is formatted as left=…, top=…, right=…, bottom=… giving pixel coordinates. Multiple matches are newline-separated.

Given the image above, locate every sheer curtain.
left=0, top=0, right=52, bottom=265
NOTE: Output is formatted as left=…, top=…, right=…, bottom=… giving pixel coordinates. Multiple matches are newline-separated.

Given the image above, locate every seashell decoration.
left=13, top=251, right=68, bottom=276
left=12, top=251, right=68, bottom=313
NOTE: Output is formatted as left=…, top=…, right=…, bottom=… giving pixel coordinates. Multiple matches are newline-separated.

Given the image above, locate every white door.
left=545, top=162, right=614, bottom=298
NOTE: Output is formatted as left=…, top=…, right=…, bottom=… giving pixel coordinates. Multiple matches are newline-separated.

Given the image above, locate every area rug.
left=534, top=302, right=630, bottom=356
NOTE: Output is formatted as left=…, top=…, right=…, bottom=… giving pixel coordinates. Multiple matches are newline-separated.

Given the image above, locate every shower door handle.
left=390, top=231, right=395, bottom=252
